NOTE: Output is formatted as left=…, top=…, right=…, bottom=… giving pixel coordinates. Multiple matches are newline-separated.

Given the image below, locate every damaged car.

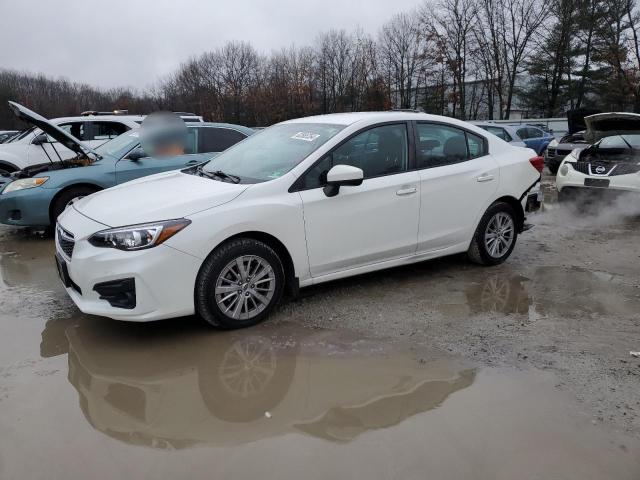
left=556, top=112, right=640, bottom=201
left=55, top=112, right=543, bottom=329
left=0, top=102, right=254, bottom=227
left=544, top=131, right=589, bottom=175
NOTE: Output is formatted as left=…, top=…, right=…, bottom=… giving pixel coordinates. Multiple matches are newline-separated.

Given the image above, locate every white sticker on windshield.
left=291, top=132, right=320, bottom=142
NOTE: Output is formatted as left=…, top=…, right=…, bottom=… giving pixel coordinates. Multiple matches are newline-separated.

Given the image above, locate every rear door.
left=415, top=122, right=499, bottom=252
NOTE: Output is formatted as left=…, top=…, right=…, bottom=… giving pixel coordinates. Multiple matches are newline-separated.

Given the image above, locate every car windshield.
left=202, top=123, right=345, bottom=183
left=8, top=127, right=35, bottom=142
left=94, top=129, right=141, bottom=159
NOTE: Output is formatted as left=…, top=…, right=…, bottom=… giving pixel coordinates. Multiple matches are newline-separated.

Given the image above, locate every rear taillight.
left=529, top=156, right=544, bottom=173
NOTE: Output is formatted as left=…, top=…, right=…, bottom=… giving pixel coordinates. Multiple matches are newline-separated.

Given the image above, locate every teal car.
left=0, top=103, right=253, bottom=227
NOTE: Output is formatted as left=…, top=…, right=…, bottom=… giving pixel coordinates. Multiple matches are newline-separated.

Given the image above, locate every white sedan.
left=56, top=112, right=543, bottom=329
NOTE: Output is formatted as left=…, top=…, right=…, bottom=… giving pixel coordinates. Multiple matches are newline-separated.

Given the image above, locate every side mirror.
left=32, top=133, right=48, bottom=145
left=127, top=147, right=148, bottom=161
left=323, top=164, right=364, bottom=197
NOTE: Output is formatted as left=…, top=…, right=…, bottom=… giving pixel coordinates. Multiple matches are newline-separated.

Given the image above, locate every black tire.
left=51, top=186, right=99, bottom=223
left=195, top=238, right=285, bottom=329
left=467, top=202, right=518, bottom=266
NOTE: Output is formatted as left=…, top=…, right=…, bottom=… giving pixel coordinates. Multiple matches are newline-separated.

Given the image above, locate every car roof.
left=194, top=122, right=255, bottom=135
left=281, top=111, right=481, bottom=129
left=52, top=115, right=145, bottom=123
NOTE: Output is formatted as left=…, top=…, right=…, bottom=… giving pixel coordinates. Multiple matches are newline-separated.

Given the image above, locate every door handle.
left=396, top=186, right=417, bottom=196
left=477, top=174, right=495, bottom=183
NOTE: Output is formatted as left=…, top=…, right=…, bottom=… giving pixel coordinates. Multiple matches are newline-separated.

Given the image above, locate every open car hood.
left=584, top=112, right=640, bottom=143
left=8, top=101, right=97, bottom=157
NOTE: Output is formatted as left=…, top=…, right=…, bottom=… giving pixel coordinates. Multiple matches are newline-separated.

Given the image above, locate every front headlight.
left=88, top=219, right=191, bottom=251
left=2, top=177, right=49, bottom=194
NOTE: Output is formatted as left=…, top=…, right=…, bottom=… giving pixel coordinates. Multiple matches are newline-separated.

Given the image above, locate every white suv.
left=0, top=113, right=143, bottom=174
left=56, top=112, right=542, bottom=329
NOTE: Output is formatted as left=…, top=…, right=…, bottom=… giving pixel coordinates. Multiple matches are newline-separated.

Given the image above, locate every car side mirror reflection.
left=323, top=164, right=364, bottom=197
left=32, top=133, right=49, bottom=145
left=127, top=147, right=149, bottom=161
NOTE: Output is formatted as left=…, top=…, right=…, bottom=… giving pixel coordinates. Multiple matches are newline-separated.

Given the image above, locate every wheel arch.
left=0, top=160, right=18, bottom=173
left=49, top=183, right=103, bottom=223
left=492, top=195, right=525, bottom=232
left=202, top=231, right=299, bottom=297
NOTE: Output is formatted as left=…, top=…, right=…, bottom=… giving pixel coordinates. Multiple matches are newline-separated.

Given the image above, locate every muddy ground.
left=0, top=175, right=639, bottom=479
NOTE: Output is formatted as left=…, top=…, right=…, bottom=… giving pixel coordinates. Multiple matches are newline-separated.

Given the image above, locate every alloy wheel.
left=484, top=212, right=515, bottom=258
left=215, top=255, right=276, bottom=320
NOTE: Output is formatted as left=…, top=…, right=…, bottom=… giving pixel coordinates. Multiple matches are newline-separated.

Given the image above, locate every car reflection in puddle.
left=51, top=320, right=474, bottom=449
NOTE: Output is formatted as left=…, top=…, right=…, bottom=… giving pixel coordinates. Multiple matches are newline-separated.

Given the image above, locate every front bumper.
left=56, top=208, right=202, bottom=321
left=556, top=166, right=640, bottom=194
left=0, top=187, right=57, bottom=226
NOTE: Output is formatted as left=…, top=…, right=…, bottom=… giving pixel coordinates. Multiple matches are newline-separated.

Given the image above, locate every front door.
left=297, top=123, right=420, bottom=278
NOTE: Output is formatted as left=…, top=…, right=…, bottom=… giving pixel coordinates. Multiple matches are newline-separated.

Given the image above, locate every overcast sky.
left=1, top=0, right=420, bottom=90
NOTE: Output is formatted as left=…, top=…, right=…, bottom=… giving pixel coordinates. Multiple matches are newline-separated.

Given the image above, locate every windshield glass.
left=95, top=129, right=141, bottom=159
left=597, top=134, right=640, bottom=149
left=202, top=123, right=345, bottom=183
left=9, top=127, right=35, bottom=142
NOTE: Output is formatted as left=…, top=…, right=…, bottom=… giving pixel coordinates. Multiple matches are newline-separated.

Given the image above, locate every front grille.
left=546, top=148, right=556, bottom=157
left=610, top=163, right=640, bottom=176
left=572, top=162, right=590, bottom=174
left=57, top=224, right=75, bottom=258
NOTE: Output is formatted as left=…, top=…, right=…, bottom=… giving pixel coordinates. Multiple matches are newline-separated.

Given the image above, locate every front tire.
left=468, top=202, right=518, bottom=266
left=195, top=238, right=285, bottom=329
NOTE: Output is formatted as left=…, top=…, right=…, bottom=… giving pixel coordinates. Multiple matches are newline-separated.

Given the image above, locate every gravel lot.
left=0, top=174, right=639, bottom=479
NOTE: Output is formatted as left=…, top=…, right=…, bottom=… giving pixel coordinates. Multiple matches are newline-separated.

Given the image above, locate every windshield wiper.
left=195, top=166, right=240, bottom=183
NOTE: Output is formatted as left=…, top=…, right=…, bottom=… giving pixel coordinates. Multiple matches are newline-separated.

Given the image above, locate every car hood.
left=584, top=113, right=640, bottom=143
left=8, top=101, right=98, bottom=157
left=73, top=170, right=250, bottom=227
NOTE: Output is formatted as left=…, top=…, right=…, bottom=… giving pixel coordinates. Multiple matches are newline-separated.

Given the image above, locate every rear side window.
left=88, top=122, right=129, bottom=141
left=198, top=127, right=246, bottom=153
left=467, top=132, right=487, bottom=158
left=516, top=128, right=529, bottom=139
left=416, top=123, right=487, bottom=168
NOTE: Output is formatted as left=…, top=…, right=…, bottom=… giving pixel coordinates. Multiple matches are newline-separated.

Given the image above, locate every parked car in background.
left=545, top=131, right=589, bottom=174
left=0, top=102, right=253, bottom=227
left=556, top=112, right=640, bottom=201
left=475, top=123, right=527, bottom=148
left=0, top=130, right=19, bottom=143
left=55, top=111, right=542, bottom=329
left=0, top=106, right=144, bottom=174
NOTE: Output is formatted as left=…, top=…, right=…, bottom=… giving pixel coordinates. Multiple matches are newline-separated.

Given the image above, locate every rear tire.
left=195, top=238, right=285, bottom=329
left=468, top=202, right=518, bottom=266
left=51, top=186, right=99, bottom=223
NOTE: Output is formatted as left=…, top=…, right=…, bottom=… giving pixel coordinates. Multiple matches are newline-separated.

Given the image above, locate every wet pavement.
left=1, top=176, right=640, bottom=479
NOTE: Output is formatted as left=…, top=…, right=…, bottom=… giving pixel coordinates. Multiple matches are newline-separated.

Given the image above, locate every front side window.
left=198, top=127, right=246, bottom=153
left=527, top=127, right=543, bottom=139
left=516, top=128, right=530, bottom=140
left=57, top=122, right=87, bottom=141
left=299, top=124, right=408, bottom=190
left=89, top=121, right=128, bottom=141
left=203, top=123, right=344, bottom=183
